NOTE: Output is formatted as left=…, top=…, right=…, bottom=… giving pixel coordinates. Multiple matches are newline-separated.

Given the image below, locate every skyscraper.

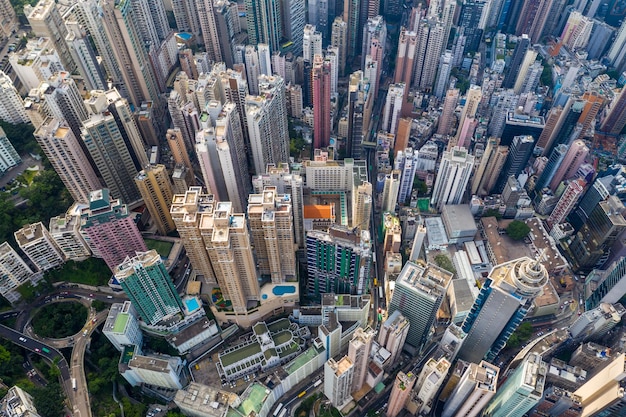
left=549, top=139, right=589, bottom=190
left=246, top=0, right=282, bottom=53
left=459, top=256, right=548, bottom=363
left=246, top=75, right=289, bottom=174
left=412, top=19, right=445, bottom=92
left=324, top=356, right=354, bottom=409
left=64, top=22, right=108, bottom=92
left=247, top=186, right=296, bottom=283
left=0, top=242, right=35, bottom=303
left=494, top=135, right=535, bottom=194
left=0, top=128, right=20, bottom=176
left=395, top=148, right=418, bottom=205
left=573, top=352, right=626, bottom=416
left=135, top=165, right=176, bottom=235
left=568, top=196, right=626, bottom=270
left=25, top=0, right=74, bottom=72
left=515, top=0, right=554, bottom=43
left=535, top=144, right=568, bottom=191
left=383, top=83, right=405, bottom=135
left=348, top=327, right=375, bottom=392
left=431, top=146, right=475, bottom=210
left=99, top=0, right=162, bottom=108
left=114, top=250, right=184, bottom=326
left=0, top=0, right=18, bottom=45
left=201, top=201, right=260, bottom=314
left=442, top=361, right=499, bottom=417
left=387, top=371, right=416, bottom=417
left=14, top=222, right=65, bottom=271
left=313, top=55, right=332, bottom=150
left=198, top=0, right=223, bottom=63
left=502, top=34, right=530, bottom=89
left=437, top=88, right=459, bottom=135
left=378, top=310, right=410, bottom=366
left=600, top=87, right=626, bottom=135
left=34, top=118, right=101, bottom=203
left=388, top=261, right=453, bottom=352
left=252, top=163, right=305, bottom=248
left=394, top=27, right=418, bottom=87
left=484, top=353, right=546, bottom=417
left=80, top=189, right=147, bottom=272
left=81, top=100, right=142, bottom=206
left=381, top=170, right=401, bottom=213
left=306, top=226, right=372, bottom=296
left=0, top=71, right=28, bottom=124
left=331, top=17, right=348, bottom=76
left=170, top=188, right=216, bottom=284
left=546, top=178, right=586, bottom=229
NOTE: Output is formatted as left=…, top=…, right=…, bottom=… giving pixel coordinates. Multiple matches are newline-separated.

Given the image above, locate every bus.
left=277, top=410, right=287, bottom=417
left=313, top=380, right=322, bottom=388
left=373, top=278, right=378, bottom=287
left=72, top=378, right=77, bottom=391
left=273, top=403, right=284, bottom=417
left=42, top=347, right=50, bottom=354
left=378, top=287, right=383, bottom=300
left=297, top=390, right=307, bottom=398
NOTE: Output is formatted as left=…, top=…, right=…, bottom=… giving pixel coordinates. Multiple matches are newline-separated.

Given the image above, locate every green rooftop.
left=235, top=383, right=268, bottom=416
left=220, top=343, right=262, bottom=367
left=113, top=313, right=130, bottom=333
left=273, top=330, right=292, bottom=346
left=283, top=345, right=324, bottom=375
left=278, top=341, right=300, bottom=358
left=267, top=318, right=290, bottom=333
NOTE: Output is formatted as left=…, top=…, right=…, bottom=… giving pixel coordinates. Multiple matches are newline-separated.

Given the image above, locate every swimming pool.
left=272, top=285, right=296, bottom=296
left=185, top=298, right=200, bottom=311
left=177, top=32, right=193, bottom=41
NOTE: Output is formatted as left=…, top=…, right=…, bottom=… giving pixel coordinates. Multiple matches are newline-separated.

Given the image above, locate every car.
left=89, top=293, right=94, bottom=297
left=35, top=348, right=40, bottom=352
left=19, top=337, right=27, bottom=342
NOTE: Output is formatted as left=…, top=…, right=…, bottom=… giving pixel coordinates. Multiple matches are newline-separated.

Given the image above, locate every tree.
left=0, top=345, right=10, bottom=364
left=32, top=382, right=65, bottom=417
left=434, top=255, right=456, bottom=274
left=92, top=300, right=107, bottom=312
left=506, top=220, right=530, bottom=240
left=0, top=121, right=37, bottom=154
left=482, top=209, right=502, bottom=219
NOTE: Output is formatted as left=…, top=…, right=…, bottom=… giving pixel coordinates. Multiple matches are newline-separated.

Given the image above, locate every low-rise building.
left=217, top=318, right=305, bottom=380
left=102, top=301, right=143, bottom=352
left=120, top=345, right=185, bottom=390
left=174, top=382, right=236, bottom=417
left=441, top=205, right=477, bottom=244
left=166, top=317, right=219, bottom=354
left=0, top=386, right=40, bottom=417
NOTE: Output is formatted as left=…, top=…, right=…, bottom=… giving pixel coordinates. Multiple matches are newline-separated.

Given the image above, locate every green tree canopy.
left=506, top=220, right=531, bottom=240
left=434, top=254, right=456, bottom=274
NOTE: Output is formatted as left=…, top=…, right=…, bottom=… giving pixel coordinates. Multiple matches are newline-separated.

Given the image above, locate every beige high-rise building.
left=442, top=361, right=499, bottom=417
left=348, top=327, right=375, bottom=392
left=25, top=0, right=75, bottom=71
left=409, top=357, right=451, bottom=415
left=324, top=356, right=355, bottom=409
left=378, top=310, right=410, bottom=366
left=387, top=371, right=416, bottom=417
left=34, top=118, right=102, bottom=203
left=200, top=201, right=260, bottom=314
left=170, top=187, right=216, bottom=284
left=573, top=352, right=626, bottom=417
left=352, top=181, right=372, bottom=232
left=474, top=143, right=509, bottom=196
left=135, top=164, right=176, bottom=235
left=15, top=222, right=65, bottom=272
left=0, top=0, right=18, bottom=44
left=513, top=49, right=539, bottom=95
left=166, top=128, right=193, bottom=174
left=331, top=17, right=348, bottom=76
left=247, top=186, right=296, bottom=283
